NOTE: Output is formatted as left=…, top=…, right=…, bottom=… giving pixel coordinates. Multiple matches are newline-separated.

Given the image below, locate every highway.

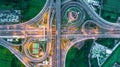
left=61, top=1, right=86, bottom=29
left=0, top=0, right=53, bottom=67
left=23, top=38, right=49, bottom=63
left=62, top=0, right=120, bottom=30
left=0, top=30, right=45, bottom=38
left=0, top=39, right=31, bottom=67
left=61, top=0, right=120, bottom=67
left=55, top=0, right=61, bottom=67
left=61, top=34, right=120, bottom=39
left=1, top=0, right=120, bottom=67
left=0, top=0, right=50, bottom=26
left=61, top=33, right=120, bottom=67
left=22, top=0, right=54, bottom=63
left=80, top=0, right=120, bottom=30
left=0, top=0, right=51, bottom=38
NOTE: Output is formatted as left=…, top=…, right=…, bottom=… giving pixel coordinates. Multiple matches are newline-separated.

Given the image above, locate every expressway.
left=0, top=0, right=51, bottom=38
left=23, top=38, right=49, bottom=63
left=80, top=0, right=120, bottom=30
left=55, top=0, right=61, bottom=67
left=0, top=38, right=31, bottom=67
left=0, top=0, right=54, bottom=67
left=62, top=0, right=120, bottom=30
left=61, top=33, right=120, bottom=39
left=1, top=0, right=120, bottom=67
left=61, top=33, right=120, bottom=67
left=0, top=26, right=45, bottom=38
left=61, top=0, right=120, bottom=67
left=61, top=1, right=86, bottom=29
left=0, top=0, right=50, bottom=26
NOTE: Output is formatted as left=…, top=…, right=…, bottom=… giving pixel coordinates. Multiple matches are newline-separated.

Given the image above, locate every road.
left=0, top=39, right=31, bottom=67
left=0, top=27, right=45, bottom=38
left=55, top=0, right=61, bottom=67
left=23, top=38, right=49, bottom=63
left=62, top=0, right=120, bottom=30
left=61, top=33, right=120, bottom=67
left=0, top=0, right=50, bottom=26
left=0, top=0, right=53, bottom=67
left=61, top=1, right=86, bottom=29
left=0, top=0, right=120, bottom=67
left=61, top=0, right=120, bottom=67
left=81, top=0, right=120, bottom=30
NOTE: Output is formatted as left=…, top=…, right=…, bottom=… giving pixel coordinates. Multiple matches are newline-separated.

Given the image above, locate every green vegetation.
left=102, top=45, right=120, bottom=67
left=4, top=38, right=24, bottom=44
left=66, top=38, right=120, bottom=67
left=22, top=0, right=46, bottom=21
left=33, top=43, right=39, bottom=48
left=33, top=49, right=39, bottom=54
left=117, top=54, right=120, bottom=64
left=96, top=0, right=120, bottom=22
left=33, top=43, right=39, bottom=54
left=0, top=45, right=25, bottom=67
left=10, top=38, right=23, bottom=44
left=90, top=38, right=120, bottom=67
left=19, top=45, right=22, bottom=52
left=90, top=58, right=99, bottom=67
left=62, top=6, right=84, bottom=27
left=40, top=41, right=47, bottom=52
left=66, top=39, right=93, bottom=67
left=95, top=38, right=119, bottom=49
left=0, top=0, right=46, bottom=22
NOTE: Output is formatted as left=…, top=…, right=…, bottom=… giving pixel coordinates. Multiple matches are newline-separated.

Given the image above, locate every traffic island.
left=61, top=2, right=86, bottom=28
left=27, top=40, right=47, bottom=59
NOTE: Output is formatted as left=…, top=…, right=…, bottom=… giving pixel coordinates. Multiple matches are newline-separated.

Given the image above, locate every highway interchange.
left=0, top=0, right=120, bottom=67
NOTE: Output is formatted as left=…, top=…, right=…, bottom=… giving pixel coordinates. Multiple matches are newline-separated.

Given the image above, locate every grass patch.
left=66, top=39, right=93, bottom=67
left=0, top=45, right=25, bottom=67
left=0, top=0, right=46, bottom=23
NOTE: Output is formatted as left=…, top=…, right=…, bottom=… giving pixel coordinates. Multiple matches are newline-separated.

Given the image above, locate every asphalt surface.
left=1, top=0, right=120, bottom=67
left=55, top=0, right=61, bottom=67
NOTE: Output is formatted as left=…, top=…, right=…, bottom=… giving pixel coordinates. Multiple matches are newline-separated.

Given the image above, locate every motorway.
left=61, top=1, right=86, bottom=29
left=61, top=0, right=120, bottom=67
left=0, top=0, right=51, bottom=38
left=0, top=38, right=31, bottom=67
left=55, top=0, right=61, bottom=67
left=62, top=0, right=120, bottom=30
left=0, top=26, right=45, bottom=38
left=0, top=0, right=54, bottom=67
left=1, top=0, right=120, bottom=67
left=61, top=33, right=120, bottom=67
left=0, top=0, right=50, bottom=26
left=80, top=0, right=120, bottom=30
left=23, top=38, right=49, bottom=63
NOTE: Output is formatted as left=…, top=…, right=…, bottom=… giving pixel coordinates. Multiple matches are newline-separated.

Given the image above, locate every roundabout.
left=61, top=2, right=86, bottom=28
left=23, top=38, right=49, bottom=63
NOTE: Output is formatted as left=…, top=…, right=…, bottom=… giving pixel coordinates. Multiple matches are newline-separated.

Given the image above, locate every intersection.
left=0, top=0, right=120, bottom=67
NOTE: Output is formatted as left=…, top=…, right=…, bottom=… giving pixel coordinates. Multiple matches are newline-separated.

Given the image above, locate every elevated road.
left=61, top=1, right=120, bottom=67
left=80, top=0, right=120, bottom=30
left=1, top=0, right=120, bottom=67
left=23, top=38, right=49, bottom=63
left=0, top=0, right=50, bottom=26
left=0, top=39, right=31, bottom=67
left=55, top=0, right=61, bottom=67
left=62, top=1, right=120, bottom=30
left=0, top=27, right=45, bottom=38
left=61, top=33, right=120, bottom=39
left=0, top=0, right=54, bottom=67
left=61, top=32, right=120, bottom=67
left=61, top=1, right=86, bottom=28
